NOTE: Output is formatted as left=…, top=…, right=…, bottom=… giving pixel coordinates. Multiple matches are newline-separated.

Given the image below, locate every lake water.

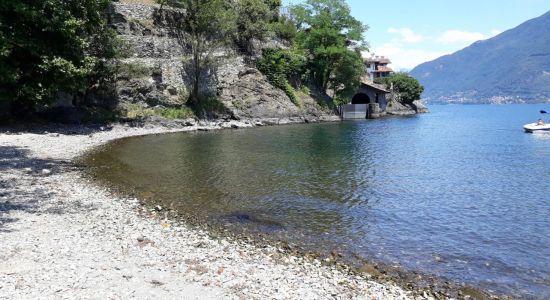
left=86, top=105, right=550, bottom=298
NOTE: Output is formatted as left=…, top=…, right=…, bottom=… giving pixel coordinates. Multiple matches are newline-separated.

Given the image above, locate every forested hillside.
left=0, top=0, right=369, bottom=122
left=410, top=10, right=550, bottom=104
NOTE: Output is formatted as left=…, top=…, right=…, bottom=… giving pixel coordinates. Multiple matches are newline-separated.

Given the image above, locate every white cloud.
left=437, top=30, right=486, bottom=44
left=368, top=28, right=503, bottom=71
left=387, top=27, right=424, bottom=43
left=369, top=43, right=447, bottom=71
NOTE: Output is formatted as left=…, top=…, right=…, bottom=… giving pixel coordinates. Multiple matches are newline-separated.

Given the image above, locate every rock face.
left=102, top=3, right=208, bottom=110
left=217, top=63, right=331, bottom=120
left=96, top=3, right=335, bottom=121
left=383, top=91, right=429, bottom=116
left=385, top=100, right=429, bottom=116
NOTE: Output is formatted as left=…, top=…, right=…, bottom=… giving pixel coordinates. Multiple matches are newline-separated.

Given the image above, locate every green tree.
left=257, top=48, right=306, bottom=104
left=268, top=16, right=297, bottom=41
left=263, top=0, right=281, bottom=21
left=164, top=0, right=237, bottom=106
left=330, top=49, right=364, bottom=98
left=0, top=0, right=113, bottom=115
left=376, top=73, right=424, bottom=104
left=290, top=0, right=368, bottom=98
left=236, top=0, right=271, bottom=54
left=263, top=0, right=281, bottom=11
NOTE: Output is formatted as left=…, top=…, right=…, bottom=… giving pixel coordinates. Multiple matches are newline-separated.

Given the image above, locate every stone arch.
left=351, top=93, right=371, bottom=104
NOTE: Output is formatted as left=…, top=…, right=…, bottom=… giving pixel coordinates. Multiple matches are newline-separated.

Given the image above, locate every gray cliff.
left=93, top=3, right=337, bottom=122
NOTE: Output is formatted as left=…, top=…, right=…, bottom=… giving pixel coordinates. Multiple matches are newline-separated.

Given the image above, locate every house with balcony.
left=365, top=55, right=394, bottom=81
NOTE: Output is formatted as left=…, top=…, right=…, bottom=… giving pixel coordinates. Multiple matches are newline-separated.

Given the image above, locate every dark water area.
left=85, top=104, right=550, bottom=298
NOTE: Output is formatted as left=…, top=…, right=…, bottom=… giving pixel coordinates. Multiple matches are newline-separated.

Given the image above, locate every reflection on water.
left=85, top=104, right=550, bottom=298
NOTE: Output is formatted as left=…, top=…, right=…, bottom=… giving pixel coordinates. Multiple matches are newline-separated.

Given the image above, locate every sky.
left=282, top=0, right=550, bottom=71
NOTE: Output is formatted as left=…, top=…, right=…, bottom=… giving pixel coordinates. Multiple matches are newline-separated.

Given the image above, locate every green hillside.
left=410, top=10, right=550, bottom=104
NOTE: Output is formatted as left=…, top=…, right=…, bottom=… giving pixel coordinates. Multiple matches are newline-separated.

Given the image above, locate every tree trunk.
left=191, top=37, right=202, bottom=107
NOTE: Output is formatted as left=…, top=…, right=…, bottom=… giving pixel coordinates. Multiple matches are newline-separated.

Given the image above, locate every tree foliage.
left=164, top=0, right=237, bottom=106
left=263, top=0, right=282, bottom=21
left=235, top=0, right=284, bottom=54
left=257, top=48, right=306, bottom=105
left=376, top=73, right=424, bottom=104
left=267, top=16, right=297, bottom=41
left=236, top=0, right=271, bottom=54
left=289, top=0, right=368, bottom=99
left=0, top=0, right=114, bottom=114
left=329, top=49, right=364, bottom=99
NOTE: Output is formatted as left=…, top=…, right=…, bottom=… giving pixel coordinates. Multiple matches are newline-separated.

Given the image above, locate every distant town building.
left=364, top=55, right=394, bottom=81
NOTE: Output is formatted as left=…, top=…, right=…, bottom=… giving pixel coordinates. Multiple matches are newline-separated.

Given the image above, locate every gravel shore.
left=0, top=121, right=420, bottom=299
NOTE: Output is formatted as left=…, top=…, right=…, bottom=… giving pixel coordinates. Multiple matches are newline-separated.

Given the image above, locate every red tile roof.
left=365, top=57, right=392, bottom=64
left=374, top=66, right=394, bottom=72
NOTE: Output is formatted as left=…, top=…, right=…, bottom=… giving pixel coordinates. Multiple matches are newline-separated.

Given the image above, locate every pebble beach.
left=0, top=121, right=419, bottom=300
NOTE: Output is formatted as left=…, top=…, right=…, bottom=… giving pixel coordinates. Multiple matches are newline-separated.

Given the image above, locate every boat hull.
left=523, top=123, right=550, bottom=133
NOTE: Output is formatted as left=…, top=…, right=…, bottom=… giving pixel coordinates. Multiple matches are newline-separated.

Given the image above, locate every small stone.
left=24, top=167, right=33, bottom=173
left=155, top=205, right=162, bottom=211
left=137, top=236, right=154, bottom=247
left=150, top=279, right=164, bottom=286
left=184, top=118, right=196, bottom=126
left=41, top=169, right=52, bottom=175
left=357, top=264, right=382, bottom=277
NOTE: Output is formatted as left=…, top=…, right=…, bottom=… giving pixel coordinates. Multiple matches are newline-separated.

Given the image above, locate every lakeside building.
left=364, top=55, right=394, bottom=81
left=341, top=80, right=389, bottom=119
left=340, top=54, right=394, bottom=119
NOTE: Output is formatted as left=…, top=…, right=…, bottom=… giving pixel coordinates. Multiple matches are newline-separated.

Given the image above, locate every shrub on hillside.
left=376, top=73, right=424, bottom=104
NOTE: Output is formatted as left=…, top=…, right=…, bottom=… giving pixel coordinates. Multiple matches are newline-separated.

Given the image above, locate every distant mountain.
left=410, top=11, right=550, bottom=104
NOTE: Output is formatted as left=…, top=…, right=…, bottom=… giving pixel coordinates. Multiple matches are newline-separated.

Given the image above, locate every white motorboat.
left=523, top=122, right=550, bottom=133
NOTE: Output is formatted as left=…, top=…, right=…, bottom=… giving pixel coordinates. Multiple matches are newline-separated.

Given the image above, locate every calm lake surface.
left=87, top=104, right=550, bottom=297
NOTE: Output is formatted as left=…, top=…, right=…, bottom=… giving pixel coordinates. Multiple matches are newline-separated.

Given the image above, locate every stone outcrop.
left=94, top=2, right=336, bottom=121
left=384, top=90, right=429, bottom=116
left=385, top=99, right=429, bottom=116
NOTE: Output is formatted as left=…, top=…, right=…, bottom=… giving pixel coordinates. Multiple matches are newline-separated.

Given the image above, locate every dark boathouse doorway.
left=352, top=93, right=371, bottom=104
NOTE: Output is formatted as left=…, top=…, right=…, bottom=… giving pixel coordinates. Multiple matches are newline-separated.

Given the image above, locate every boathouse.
left=341, top=81, right=390, bottom=119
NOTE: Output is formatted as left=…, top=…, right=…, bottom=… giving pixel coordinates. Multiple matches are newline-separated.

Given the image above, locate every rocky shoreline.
left=0, top=119, right=425, bottom=299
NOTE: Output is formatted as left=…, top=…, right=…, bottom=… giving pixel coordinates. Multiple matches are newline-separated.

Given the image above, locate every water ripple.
left=86, top=104, right=550, bottom=298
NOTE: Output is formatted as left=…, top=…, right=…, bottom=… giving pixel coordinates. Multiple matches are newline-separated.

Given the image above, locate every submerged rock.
left=220, top=212, right=284, bottom=233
